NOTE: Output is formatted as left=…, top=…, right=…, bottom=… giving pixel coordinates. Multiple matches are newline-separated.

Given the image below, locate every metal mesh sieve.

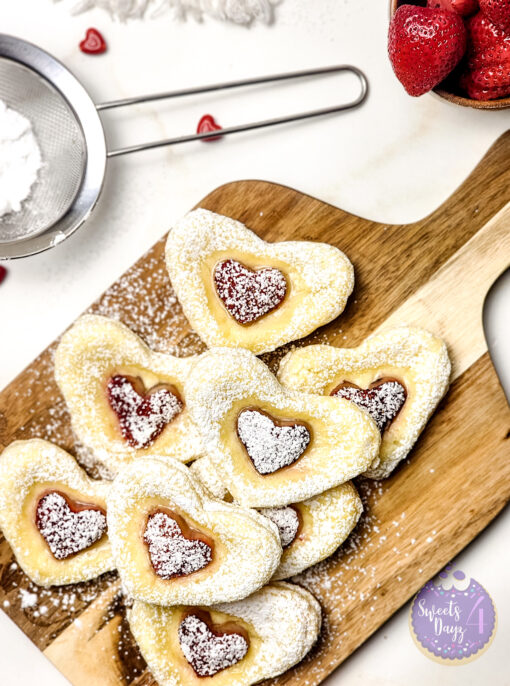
left=0, top=33, right=368, bottom=259
left=0, top=58, right=86, bottom=242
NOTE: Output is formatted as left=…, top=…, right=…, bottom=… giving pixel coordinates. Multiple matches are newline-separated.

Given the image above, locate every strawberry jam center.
left=237, top=408, right=311, bottom=475
left=107, top=374, right=183, bottom=449
left=143, top=509, right=213, bottom=580
left=331, top=377, right=407, bottom=433
left=178, top=610, right=249, bottom=677
left=214, top=259, right=287, bottom=324
left=35, top=490, right=107, bottom=560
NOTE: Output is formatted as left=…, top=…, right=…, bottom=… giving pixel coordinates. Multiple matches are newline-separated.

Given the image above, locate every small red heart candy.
left=80, top=28, right=107, bottom=55
left=0, top=265, right=7, bottom=285
left=197, top=114, right=223, bottom=142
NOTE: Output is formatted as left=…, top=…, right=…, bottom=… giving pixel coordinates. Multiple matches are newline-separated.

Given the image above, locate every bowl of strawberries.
left=389, top=0, right=510, bottom=108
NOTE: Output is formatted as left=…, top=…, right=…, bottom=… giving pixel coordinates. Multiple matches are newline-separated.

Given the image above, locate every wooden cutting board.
left=0, top=131, right=510, bottom=686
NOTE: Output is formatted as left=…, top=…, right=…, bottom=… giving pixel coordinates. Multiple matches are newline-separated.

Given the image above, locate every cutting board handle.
left=376, top=201, right=510, bottom=381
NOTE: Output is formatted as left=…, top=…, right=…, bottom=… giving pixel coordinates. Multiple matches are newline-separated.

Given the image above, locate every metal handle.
left=97, top=65, right=368, bottom=158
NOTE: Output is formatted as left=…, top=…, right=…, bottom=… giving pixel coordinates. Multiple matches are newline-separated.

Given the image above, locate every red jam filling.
left=143, top=509, right=213, bottom=580
left=237, top=408, right=311, bottom=475
left=35, top=490, right=107, bottom=560
left=178, top=610, right=249, bottom=677
left=107, top=374, right=183, bottom=449
left=214, top=259, right=287, bottom=325
left=331, top=377, right=407, bottom=433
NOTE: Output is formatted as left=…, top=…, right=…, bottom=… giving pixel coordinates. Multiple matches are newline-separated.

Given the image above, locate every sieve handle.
left=96, top=65, right=368, bottom=158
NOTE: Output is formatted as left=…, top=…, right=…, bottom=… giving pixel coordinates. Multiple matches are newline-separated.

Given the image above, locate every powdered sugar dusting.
left=0, top=440, right=115, bottom=587
left=178, top=614, right=248, bottom=677
left=260, top=506, right=300, bottom=548
left=143, top=512, right=212, bottom=579
left=214, top=258, right=287, bottom=324
left=54, top=315, right=204, bottom=474
left=92, top=254, right=202, bottom=356
left=191, top=455, right=364, bottom=581
left=332, top=381, right=406, bottom=433
left=36, top=492, right=107, bottom=560
left=55, top=0, right=279, bottom=25
left=130, top=582, right=321, bottom=685
left=186, top=348, right=380, bottom=507
left=108, top=458, right=281, bottom=606
left=166, top=209, right=354, bottom=354
left=107, top=375, right=183, bottom=449
left=19, top=588, right=38, bottom=609
left=237, top=409, right=310, bottom=474
left=278, top=326, right=451, bottom=479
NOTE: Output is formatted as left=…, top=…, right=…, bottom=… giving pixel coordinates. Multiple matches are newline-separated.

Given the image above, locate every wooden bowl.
left=389, top=0, right=510, bottom=109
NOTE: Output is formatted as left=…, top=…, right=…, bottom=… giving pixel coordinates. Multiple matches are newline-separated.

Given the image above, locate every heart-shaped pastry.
left=55, top=314, right=204, bottom=475
left=191, top=455, right=363, bottom=580
left=165, top=209, right=354, bottom=354
left=278, top=326, right=451, bottom=479
left=331, top=379, right=407, bottom=433
left=143, top=510, right=213, bottom=579
left=79, top=28, right=107, bottom=55
left=107, top=457, right=282, bottom=605
left=36, top=491, right=107, bottom=560
left=197, top=114, right=223, bottom=142
left=237, top=409, right=311, bottom=474
left=128, top=582, right=321, bottom=686
left=0, top=439, right=114, bottom=586
left=185, top=348, right=380, bottom=508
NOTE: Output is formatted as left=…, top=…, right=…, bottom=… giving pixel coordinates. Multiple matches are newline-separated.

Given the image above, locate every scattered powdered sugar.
left=332, top=381, right=406, bottom=433
left=7, top=568, right=117, bottom=624
left=260, top=506, right=300, bottom=548
left=214, top=258, right=287, bottom=324
left=19, top=588, right=38, bottom=609
left=237, top=409, right=310, bottom=475
left=92, top=254, right=204, bottom=358
left=107, top=375, right=183, bottom=449
left=178, top=614, right=249, bottom=677
left=0, top=99, right=42, bottom=218
left=54, top=0, right=279, bottom=24
left=36, top=491, right=107, bottom=560
left=143, top=511, right=212, bottom=579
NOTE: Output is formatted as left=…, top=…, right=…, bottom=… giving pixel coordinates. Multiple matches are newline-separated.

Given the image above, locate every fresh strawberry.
left=427, top=0, right=479, bottom=17
left=460, top=12, right=510, bottom=98
left=479, top=0, right=510, bottom=32
left=388, top=5, right=467, bottom=96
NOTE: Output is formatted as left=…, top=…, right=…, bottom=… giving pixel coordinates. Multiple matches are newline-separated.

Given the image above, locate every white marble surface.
left=0, top=0, right=509, bottom=684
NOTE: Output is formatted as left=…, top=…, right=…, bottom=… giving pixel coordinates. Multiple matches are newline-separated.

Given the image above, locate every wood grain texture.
left=1, top=131, right=510, bottom=686
left=373, top=201, right=510, bottom=380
